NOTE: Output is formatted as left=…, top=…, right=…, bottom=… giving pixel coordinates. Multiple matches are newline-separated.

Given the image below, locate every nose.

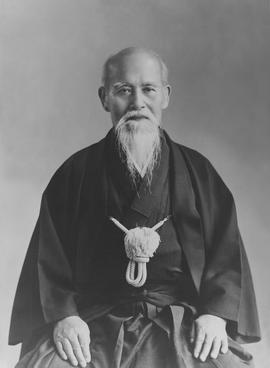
left=130, top=89, right=145, bottom=110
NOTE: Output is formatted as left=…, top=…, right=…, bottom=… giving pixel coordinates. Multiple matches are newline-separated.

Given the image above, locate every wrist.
left=201, top=314, right=227, bottom=325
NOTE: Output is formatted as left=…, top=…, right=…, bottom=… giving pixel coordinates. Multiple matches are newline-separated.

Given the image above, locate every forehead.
left=108, top=52, right=163, bottom=86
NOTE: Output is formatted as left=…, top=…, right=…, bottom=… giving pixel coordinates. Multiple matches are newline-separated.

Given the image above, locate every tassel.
left=110, top=216, right=170, bottom=287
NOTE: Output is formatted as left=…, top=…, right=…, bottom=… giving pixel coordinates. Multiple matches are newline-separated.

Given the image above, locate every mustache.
left=123, top=111, right=151, bottom=121
left=118, top=110, right=157, bottom=125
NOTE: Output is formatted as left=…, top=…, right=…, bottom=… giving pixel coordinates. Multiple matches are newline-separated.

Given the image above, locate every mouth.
left=125, top=115, right=149, bottom=122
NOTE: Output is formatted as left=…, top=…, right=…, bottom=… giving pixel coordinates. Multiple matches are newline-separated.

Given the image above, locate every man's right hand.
left=53, top=315, right=91, bottom=367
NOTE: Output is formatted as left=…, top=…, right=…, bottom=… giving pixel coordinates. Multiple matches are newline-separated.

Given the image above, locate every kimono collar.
left=106, top=128, right=169, bottom=219
left=164, top=130, right=205, bottom=291
left=130, top=131, right=169, bottom=218
left=81, top=129, right=205, bottom=291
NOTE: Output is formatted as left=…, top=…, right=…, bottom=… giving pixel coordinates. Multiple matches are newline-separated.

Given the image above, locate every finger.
left=220, top=336, right=229, bottom=354
left=70, top=336, right=87, bottom=368
left=199, top=335, right=213, bottom=362
left=55, top=340, right=68, bottom=361
left=193, top=328, right=205, bottom=358
left=78, top=333, right=91, bottom=363
left=210, top=337, right=221, bottom=359
left=62, top=338, right=78, bottom=366
left=190, top=323, right=195, bottom=343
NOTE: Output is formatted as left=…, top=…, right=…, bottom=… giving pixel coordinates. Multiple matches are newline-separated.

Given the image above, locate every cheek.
left=151, top=102, right=163, bottom=116
left=112, top=109, right=124, bottom=123
left=110, top=99, right=128, bottom=116
left=110, top=104, right=129, bottom=126
left=148, top=95, right=165, bottom=113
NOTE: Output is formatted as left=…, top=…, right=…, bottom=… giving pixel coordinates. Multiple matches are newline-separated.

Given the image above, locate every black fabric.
left=15, top=302, right=254, bottom=368
left=75, top=132, right=197, bottom=312
left=9, top=129, right=261, bottom=350
left=105, top=132, right=188, bottom=287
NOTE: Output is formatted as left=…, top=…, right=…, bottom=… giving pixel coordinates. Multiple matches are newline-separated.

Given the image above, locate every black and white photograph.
left=1, top=1, right=269, bottom=367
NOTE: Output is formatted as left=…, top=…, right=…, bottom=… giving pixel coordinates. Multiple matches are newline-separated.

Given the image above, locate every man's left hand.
left=190, top=314, right=228, bottom=362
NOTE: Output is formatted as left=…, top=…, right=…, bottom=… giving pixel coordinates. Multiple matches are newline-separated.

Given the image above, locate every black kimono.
left=9, top=129, right=261, bottom=367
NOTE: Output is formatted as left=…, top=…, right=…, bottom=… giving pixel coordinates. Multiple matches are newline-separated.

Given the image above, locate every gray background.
left=1, top=0, right=269, bottom=366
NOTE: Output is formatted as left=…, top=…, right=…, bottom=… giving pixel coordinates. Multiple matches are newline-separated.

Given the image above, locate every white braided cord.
left=110, top=216, right=170, bottom=287
left=126, top=261, right=147, bottom=287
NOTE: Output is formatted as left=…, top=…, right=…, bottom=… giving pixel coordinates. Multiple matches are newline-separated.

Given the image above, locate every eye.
left=143, top=86, right=156, bottom=94
left=117, top=87, right=132, bottom=95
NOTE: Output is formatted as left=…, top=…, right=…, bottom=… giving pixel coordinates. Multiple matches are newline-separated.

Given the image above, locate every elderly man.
left=10, top=47, right=260, bottom=368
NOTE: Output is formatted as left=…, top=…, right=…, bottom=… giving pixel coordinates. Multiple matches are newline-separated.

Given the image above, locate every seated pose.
left=9, top=47, right=260, bottom=368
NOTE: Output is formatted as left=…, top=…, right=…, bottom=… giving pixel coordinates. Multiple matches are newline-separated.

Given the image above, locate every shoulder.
left=163, top=129, right=210, bottom=165
left=167, top=135, right=212, bottom=175
left=62, top=135, right=106, bottom=170
left=44, top=136, right=106, bottom=193
left=180, top=143, right=230, bottom=192
left=166, top=133, right=231, bottom=195
left=177, top=143, right=210, bottom=165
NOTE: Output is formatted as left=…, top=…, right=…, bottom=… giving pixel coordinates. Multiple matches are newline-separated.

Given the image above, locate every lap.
left=180, top=346, right=254, bottom=368
left=15, top=304, right=254, bottom=368
left=15, top=337, right=72, bottom=368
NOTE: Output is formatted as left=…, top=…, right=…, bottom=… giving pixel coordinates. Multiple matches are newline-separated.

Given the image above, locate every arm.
left=184, top=155, right=260, bottom=359
left=185, top=153, right=260, bottom=342
left=39, top=184, right=91, bottom=367
left=10, top=162, right=91, bottom=366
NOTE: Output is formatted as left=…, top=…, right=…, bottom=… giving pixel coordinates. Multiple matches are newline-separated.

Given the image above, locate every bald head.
left=101, top=47, right=169, bottom=90
left=98, top=47, right=171, bottom=185
left=98, top=46, right=171, bottom=128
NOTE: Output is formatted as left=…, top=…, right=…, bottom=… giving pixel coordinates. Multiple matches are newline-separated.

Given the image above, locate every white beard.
left=115, top=112, right=161, bottom=187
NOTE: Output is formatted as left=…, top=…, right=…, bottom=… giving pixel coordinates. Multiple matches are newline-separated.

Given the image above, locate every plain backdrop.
left=1, top=0, right=269, bottom=367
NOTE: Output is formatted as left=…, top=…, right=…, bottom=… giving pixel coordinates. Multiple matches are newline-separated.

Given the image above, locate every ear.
left=162, top=84, right=171, bottom=109
left=98, top=86, right=110, bottom=112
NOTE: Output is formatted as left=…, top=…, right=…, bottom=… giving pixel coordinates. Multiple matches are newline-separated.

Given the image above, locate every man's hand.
left=190, top=314, right=228, bottom=362
left=53, top=316, right=91, bottom=367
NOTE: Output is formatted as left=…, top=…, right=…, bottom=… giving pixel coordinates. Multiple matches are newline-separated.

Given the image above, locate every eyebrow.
left=112, top=82, right=160, bottom=89
left=142, top=82, right=159, bottom=85
left=112, top=82, right=130, bottom=89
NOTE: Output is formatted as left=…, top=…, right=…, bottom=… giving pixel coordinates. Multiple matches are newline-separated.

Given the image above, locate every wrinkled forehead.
left=106, top=52, right=164, bottom=87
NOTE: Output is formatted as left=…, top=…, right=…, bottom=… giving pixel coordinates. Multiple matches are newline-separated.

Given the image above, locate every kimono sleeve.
left=9, top=160, right=79, bottom=345
left=196, top=159, right=261, bottom=342
left=37, top=190, right=79, bottom=323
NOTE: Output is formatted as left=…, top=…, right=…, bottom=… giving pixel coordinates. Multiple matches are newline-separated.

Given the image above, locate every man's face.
left=99, top=52, right=171, bottom=127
